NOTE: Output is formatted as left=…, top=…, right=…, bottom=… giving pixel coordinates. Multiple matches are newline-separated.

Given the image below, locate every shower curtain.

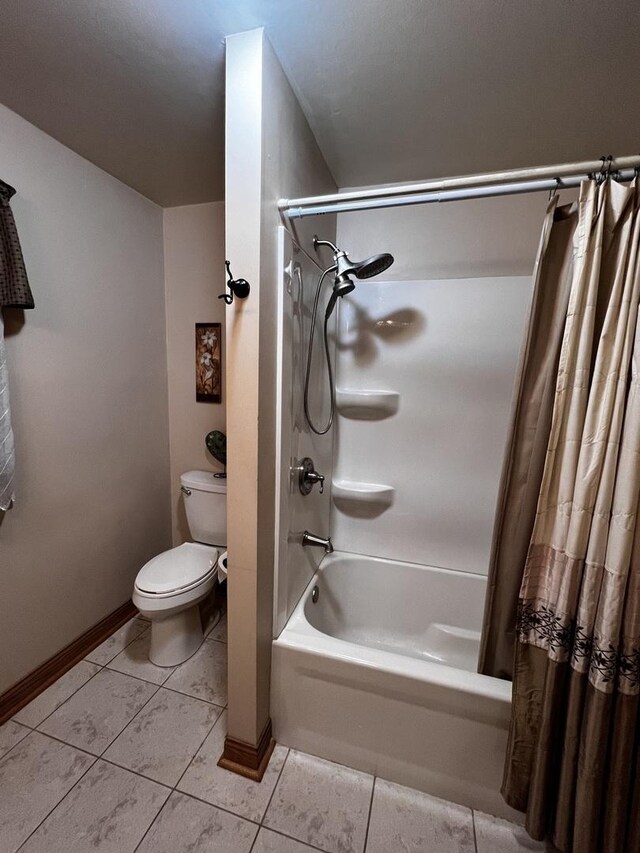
left=488, top=178, right=640, bottom=852
left=479, top=194, right=578, bottom=679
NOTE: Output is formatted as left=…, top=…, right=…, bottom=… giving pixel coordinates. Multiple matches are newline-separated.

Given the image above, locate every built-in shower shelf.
left=332, top=480, right=395, bottom=511
left=335, top=389, right=399, bottom=420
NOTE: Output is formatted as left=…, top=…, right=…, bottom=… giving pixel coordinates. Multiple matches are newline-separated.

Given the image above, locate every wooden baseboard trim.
left=218, top=717, right=276, bottom=782
left=0, top=600, right=137, bottom=725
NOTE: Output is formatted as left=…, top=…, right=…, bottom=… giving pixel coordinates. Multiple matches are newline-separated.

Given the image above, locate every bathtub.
left=271, top=551, right=517, bottom=819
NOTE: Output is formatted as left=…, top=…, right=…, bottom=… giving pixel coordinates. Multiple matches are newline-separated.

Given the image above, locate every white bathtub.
left=271, top=551, right=517, bottom=818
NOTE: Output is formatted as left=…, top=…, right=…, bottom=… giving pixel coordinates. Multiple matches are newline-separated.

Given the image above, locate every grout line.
left=84, top=616, right=149, bottom=666
left=204, top=636, right=228, bottom=648
left=173, top=708, right=226, bottom=791
left=160, top=683, right=227, bottom=706
left=95, top=683, right=163, bottom=759
left=247, top=825, right=260, bottom=853
left=92, top=683, right=164, bottom=760
left=0, top=723, right=37, bottom=765
left=14, top=660, right=107, bottom=730
left=362, top=775, right=377, bottom=853
left=13, top=615, right=148, bottom=732
left=103, top=652, right=226, bottom=704
left=166, top=787, right=263, bottom=827
left=249, top=826, right=262, bottom=853
left=16, top=727, right=102, bottom=760
left=104, top=663, right=176, bottom=688
left=168, top=787, right=262, bottom=827
left=15, top=749, right=98, bottom=851
left=33, top=681, right=162, bottom=759
left=97, top=755, right=173, bottom=790
left=160, top=684, right=226, bottom=708
left=249, top=748, right=293, bottom=853
left=132, top=792, right=173, bottom=853
left=251, top=825, right=330, bottom=853
left=258, top=746, right=290, bottom=827
left=203, top=608, right=224, bottom=638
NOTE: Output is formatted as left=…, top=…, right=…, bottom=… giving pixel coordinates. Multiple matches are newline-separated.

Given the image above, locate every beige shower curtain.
left=500, top=178, right=640, bottom=852
left=479, top=194, right=577, bottom=679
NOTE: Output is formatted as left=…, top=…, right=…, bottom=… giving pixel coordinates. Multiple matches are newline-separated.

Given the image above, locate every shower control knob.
left=298, top=457, right=325, bottom=496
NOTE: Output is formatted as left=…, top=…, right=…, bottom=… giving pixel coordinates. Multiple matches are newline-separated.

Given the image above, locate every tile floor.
left=0, top=610, right=545, bottom=853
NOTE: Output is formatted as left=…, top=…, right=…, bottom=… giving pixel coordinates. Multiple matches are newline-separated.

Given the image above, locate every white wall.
left=332, top=276, right=531, bottom=572
left=0, top=104, right=170, bottom=692
left=337, top=193, right=551, bottom=280
left=225, top=28, right=336, bottom=745
left=332, top=194, right=566, bottom=575
left=164, top=202, right=226, bottom=546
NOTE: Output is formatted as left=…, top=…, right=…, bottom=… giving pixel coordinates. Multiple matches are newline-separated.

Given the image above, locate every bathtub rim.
left=276, top=549, right=512, bottom=707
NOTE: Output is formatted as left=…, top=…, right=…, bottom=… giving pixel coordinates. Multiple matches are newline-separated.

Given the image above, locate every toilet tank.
left=180, top=470, right=226, bottom=547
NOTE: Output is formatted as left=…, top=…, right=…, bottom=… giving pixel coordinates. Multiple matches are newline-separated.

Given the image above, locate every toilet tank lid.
left=180, top=470, right=227, bottom=494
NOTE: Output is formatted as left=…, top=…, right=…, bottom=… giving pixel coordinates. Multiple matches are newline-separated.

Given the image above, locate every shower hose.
left=303, top=265, right=336, bottom=435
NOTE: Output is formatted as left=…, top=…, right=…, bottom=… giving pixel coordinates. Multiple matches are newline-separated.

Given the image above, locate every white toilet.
left=133, top=470, right=226, bottom=666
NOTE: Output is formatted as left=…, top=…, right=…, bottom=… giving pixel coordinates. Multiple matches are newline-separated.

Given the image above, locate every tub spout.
left=302, top=531, right=333, bottom=553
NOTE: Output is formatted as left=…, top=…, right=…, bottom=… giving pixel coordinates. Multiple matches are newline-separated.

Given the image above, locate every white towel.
left=0, top=312, right=15, bottom=510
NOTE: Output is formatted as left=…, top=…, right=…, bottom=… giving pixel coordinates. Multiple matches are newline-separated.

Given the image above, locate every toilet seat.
left=135, top=542, right=219, bottom=597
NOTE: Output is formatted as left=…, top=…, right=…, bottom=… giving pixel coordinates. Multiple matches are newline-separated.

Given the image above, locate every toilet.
left=133, top=470, right=226, bottom=666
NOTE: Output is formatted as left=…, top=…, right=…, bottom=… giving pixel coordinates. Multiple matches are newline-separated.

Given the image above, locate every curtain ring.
left=597, top=154, right=613, bottom=186
left=548, top=178, right=561, bottom=200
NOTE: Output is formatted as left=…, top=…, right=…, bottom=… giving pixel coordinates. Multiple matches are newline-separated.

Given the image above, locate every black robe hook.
left=219, top=261, right=250, bottom=305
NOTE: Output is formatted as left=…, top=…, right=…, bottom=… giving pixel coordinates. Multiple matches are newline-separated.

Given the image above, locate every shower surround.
left=272, top=229, right=532, bottom=816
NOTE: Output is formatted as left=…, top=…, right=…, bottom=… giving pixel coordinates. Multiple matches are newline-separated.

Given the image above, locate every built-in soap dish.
left=332, top=480, right=395, bottom=518
left=335, top=389, right=399, bottom=420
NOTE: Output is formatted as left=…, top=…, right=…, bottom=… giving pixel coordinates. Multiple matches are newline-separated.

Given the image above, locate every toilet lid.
left=135, top=543, right=219, bottom=594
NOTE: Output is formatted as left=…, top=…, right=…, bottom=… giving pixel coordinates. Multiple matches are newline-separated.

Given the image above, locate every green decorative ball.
left=206, top=430, right=226, bottom=466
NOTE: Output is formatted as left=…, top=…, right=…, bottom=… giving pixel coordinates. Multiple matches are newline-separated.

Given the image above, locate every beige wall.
left=164, top=202, right=226, bottom=545
left=0, top=103, right=171, bottom=693
left=225, top=28, right=336, bottom=745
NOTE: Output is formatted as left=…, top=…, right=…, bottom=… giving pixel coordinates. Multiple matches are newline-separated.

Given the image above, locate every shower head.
left=352, top=253, right=395, bottom=279
left=313, top=236, right=394, bottom=318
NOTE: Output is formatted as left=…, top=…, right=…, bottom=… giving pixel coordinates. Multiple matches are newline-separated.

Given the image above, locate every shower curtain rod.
left=279, top=155, right=640, bottom=219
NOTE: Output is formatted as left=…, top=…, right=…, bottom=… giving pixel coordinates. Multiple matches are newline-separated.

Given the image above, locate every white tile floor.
left=0, top=611, right=545, bottom=853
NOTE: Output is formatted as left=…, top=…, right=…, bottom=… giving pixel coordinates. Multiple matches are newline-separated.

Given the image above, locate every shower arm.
left=312, top=237, right=340, bottom=255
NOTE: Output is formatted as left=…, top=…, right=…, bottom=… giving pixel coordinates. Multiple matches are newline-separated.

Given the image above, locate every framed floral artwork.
left=195, top=322, right=222, bottom=403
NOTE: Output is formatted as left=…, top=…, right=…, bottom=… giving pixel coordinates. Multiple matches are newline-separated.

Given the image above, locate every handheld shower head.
left=313, top=236, right=394, bottom=318
left=325, top=275, right=355, bottom=320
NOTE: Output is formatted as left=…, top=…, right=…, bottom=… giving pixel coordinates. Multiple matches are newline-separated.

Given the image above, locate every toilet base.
left=149, top=606, right=204, bottom=666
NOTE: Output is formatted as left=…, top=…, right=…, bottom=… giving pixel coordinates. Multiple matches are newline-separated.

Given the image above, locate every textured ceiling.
left=1, top=1, right=639, bottom=206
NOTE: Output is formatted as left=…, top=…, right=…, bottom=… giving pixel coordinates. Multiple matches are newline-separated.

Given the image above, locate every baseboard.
left=0, top=600, right=137, bottom=725
left=218, top=716, right=276, bottom=782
